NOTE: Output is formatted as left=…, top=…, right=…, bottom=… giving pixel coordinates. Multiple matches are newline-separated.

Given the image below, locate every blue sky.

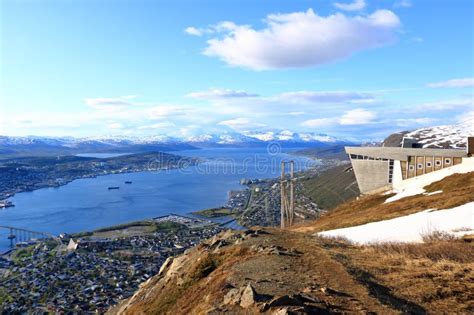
left=0, top=0, right=473, bottom=141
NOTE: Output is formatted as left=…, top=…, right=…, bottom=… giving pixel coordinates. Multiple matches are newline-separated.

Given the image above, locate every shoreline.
left=1, top=151, right=335, bottom=250
left=0, top=161, right=200, bottom=202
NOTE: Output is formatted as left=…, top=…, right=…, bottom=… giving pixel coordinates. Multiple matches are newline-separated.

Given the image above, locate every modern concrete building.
left=346, top=137, right=473, bottom=194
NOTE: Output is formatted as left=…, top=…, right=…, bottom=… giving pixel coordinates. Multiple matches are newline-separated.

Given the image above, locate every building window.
left=388, top=159, right=394, bottom=184
left=417, top=163, right=423, bottom=169
left=445, top=158, right=451, bottom=164
left=435, top=160, right=442, bottom=166
left=409, top=165, right=415, bottom=171
left=426, top=162, right=432, bottom=167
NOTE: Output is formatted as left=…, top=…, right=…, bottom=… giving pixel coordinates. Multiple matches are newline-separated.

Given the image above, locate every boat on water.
left=108, top=186, right=120, bottom=190
left=124, top=181, right=132, bottom=184
left=0, top=200, right=14, bottom=208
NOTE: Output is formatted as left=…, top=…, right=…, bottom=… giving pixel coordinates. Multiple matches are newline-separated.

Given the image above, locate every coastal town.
left=233, top=177, right=320, bottom=227
left=0, top=215, right=224, bottom=313
left=0, top=166, right=325, bottom=313
left=0, top=152, right=198, bottom=200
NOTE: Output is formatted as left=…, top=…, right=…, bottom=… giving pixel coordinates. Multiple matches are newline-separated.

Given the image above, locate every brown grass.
left=424, top=171, right=474, bottom=193
left=294, top=172, right=474, bottom=233
left=370, top=239, right=474, bottom=263
left=319, top=237, right=474, bottom=313
left=420, top=230, right=458, bottom=243
left=116, top=239, right=255, bottom=315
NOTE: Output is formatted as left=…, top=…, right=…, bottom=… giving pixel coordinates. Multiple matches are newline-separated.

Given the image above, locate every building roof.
left=345, top=146, right=467, bottom=161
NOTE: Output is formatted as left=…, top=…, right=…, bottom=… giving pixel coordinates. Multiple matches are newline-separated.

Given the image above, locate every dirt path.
left=214, top=229, right=400, bottom=313
left=113, top=228, right=441, bottom=314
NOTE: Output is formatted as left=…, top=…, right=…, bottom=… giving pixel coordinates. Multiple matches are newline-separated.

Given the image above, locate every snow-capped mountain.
left=179, top=130, right=345, bottom=146
left=0, top=130, right=349, bottom=156
left=183, top=132, right=263, bottom=146
left=242, top=130, right=338, bottom=143
left=383, top=114, right=474, bottom=149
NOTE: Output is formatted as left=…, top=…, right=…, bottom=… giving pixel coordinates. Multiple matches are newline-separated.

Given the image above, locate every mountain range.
left=2, top=118, right=471, bottom=158
left=0, top=131, right=349, bottom=157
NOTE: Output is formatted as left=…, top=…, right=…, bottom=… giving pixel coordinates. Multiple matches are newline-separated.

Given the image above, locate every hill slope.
left=300, top=163, right=359, bottom=210
left=109, top=169, right=474, bottom=314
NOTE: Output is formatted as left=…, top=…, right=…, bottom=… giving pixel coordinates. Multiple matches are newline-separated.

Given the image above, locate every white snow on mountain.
left=0, top=130, right=344, bottom=149
left=298, top=133, right=337, bottom=143
left=184, top=134, right=214, bottom=143
left=404, top=112, right=474, bottom=148
left=242, top=130, right=338, bottom=143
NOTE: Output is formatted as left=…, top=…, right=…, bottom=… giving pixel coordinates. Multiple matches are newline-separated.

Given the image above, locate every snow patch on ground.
left=317, top=202, right=474, bottom=244
left=385, top=157, right=474, bottom=203
left=424, top=190, right=442, bottom=196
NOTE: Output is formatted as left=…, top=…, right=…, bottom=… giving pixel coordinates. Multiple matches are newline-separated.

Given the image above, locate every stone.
left=223, top=288, right=241, bottom=305
left=267, top=294, right=309, bottom=307
left=158, top=257, right=173, bottom=276
left=240, top=284, right=257, bottom=308
left=273, top=308, right=289, bottom=315
left=302, top=287, right=312, bottom=293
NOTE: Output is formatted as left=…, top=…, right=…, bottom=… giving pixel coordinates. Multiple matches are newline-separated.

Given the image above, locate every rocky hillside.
left=109, top=169, right=474, bottom=314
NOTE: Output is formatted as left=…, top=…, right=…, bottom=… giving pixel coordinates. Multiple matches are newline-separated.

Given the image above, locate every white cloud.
left=334, top=0, right=366, bottom=11
left=394, top=118, right=437, bottom=127
left=84, top=97, right=133, bottom=107
left=187, top=88, right=374, bottom=105
left=121, top=95, right=139, bottom=100
left=148, top=105, right=194, bottom=119
left=184, top=27, right=203, bottom=36
left=339, top=108, right=377, bottom=125
left=217, top=117, right=266, bottom=130
left=457, top=110, right=474, bottom=127
left=416, top=98, right=474, bottom=111
left=137, top=122, right=176, bottom=130
left=279, top=91, right=374, bottom=103
left=301, top=108, right=378, bottom=128
left=288, top=111, right=305, bottom=116
left=107, top=123, right=124, bottom=129
left=186, top=88, right=259, bottom=99
left=410, top=37, right=424, bottom=43
left=394, top=0, right=412, bottom=8
left=427, top=78, right=474, bottom=88
left=301, top=118, right=337, bottom=127
left=200, top=8, right=400, bottom=70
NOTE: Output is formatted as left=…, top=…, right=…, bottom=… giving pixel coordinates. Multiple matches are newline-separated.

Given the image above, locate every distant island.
left=0, top=152, right=200, bottom=200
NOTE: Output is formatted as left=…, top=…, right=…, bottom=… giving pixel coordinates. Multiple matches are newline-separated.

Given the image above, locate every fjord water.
left=0, top=147, right=315, bottom=250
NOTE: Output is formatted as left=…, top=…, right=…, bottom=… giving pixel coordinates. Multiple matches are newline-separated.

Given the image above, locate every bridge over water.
left=0, top=226, right=56, bottom=248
